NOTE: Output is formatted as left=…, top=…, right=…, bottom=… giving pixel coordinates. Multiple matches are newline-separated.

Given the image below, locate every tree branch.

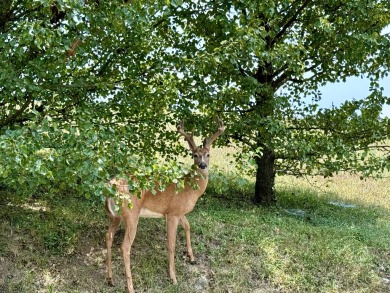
left=0, top=95, right=33, bottom=128
left=271, top=0, right=311, bottom=46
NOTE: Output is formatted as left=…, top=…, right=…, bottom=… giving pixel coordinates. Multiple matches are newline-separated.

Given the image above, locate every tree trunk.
left=253, top=147, right=276, bottom=205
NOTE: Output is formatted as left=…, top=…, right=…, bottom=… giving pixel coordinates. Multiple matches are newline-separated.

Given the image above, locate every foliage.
left=0, top=0, right=202, bottom=198
left=158, top=0, right=390, bottom=203
left=1, top=0, right=390, bottom=203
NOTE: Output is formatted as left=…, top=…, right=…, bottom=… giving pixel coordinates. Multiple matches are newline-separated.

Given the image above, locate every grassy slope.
left=0, top=147, right=389, bottom=293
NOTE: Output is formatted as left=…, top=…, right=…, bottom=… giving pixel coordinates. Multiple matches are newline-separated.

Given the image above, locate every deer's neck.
left=194, top=169, right=209, bottom=195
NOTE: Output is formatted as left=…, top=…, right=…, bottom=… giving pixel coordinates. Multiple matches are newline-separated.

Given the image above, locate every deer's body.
left=105, top=118, right=224, bottom=293
left=107, top=173, right=208, bottom=217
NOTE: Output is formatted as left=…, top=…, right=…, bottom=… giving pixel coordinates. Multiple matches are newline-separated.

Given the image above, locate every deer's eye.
left=207, top=154, right=210, bottom=157
left=193, top=154, right=198, bottom=158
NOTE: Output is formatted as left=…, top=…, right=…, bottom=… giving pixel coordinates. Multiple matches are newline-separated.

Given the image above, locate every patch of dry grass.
left=276, top=174, right=390, bottom=210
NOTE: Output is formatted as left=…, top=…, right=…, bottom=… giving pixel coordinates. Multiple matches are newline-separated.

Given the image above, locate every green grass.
left=0, top=147, right=389, bottom=292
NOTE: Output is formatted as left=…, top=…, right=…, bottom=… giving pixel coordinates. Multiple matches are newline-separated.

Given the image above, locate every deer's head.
left=177, top=117, right=225, bottom=172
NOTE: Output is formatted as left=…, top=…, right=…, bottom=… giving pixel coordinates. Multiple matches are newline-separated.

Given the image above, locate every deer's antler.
left=203, top=116, right=225, bottom=149
left=177, top=121, right=198, bottom=151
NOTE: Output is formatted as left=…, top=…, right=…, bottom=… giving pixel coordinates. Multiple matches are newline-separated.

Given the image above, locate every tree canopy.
left=1, top=0, right=389, bottom=204
left=161, top=0, right=390, bottom=203
left=0, top=0, right=190, bottom=199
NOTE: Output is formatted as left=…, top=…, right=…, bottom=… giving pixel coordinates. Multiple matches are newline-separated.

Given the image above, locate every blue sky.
left=313, top=25, right=390, bottom=118
left=318, top=76, right=390, bottom=117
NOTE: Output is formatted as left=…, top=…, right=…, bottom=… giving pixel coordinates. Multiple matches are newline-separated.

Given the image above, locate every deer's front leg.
left=180, top=216, right=195, bottom=264
left=121, top=212, right=140, bottom=293
left=106, top=214, right=122, bottom=286
left=166, top=215, right=180, bottom=284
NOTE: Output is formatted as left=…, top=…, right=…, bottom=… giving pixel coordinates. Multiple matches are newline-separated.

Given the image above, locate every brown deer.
left=105, top=118, right=225, bottom=293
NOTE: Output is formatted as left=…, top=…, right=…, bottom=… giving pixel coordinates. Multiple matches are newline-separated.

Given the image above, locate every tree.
left=0, top=0, right=199, bottom=199
left=1, top=0, right=389, bottom=206
left=159, top=0, right=390, bottom=204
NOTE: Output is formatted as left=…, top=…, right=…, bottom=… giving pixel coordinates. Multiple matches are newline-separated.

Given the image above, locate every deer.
left=105, top=117, right=225, bottom=293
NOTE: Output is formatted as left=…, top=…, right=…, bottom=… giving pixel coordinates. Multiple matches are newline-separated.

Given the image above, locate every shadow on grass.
left=0, top=189, right=213, bottom=292
left=0, top=189, right=115, bottom=292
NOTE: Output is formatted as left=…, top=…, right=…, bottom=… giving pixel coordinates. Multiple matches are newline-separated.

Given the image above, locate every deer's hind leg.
left=106, top=213, right=122, bottom=286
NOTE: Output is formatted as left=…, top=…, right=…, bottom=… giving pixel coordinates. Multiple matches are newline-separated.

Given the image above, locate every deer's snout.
left=199, top=162, right=207, bottom=169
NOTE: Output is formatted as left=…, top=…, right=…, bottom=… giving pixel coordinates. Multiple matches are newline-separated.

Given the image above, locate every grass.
left=0, top=146, right=389, bottom=292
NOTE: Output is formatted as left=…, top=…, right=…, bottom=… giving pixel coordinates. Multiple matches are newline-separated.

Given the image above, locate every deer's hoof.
left=170, top=275, right=178, bottom=285
left=107, top=278, right=114, bottom=287
left=190, top=260, right=197, bottom=265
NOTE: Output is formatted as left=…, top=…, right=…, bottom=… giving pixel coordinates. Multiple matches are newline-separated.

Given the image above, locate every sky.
left=318, top=76, right=390, bottom=117
left=306, top=25, right=390, bottom=118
